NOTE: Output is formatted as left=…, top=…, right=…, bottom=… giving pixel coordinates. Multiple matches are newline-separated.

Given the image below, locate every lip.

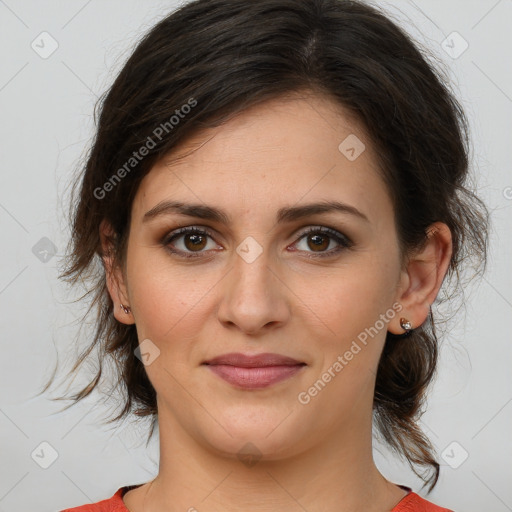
left=202, top=352, right=306, bottom=389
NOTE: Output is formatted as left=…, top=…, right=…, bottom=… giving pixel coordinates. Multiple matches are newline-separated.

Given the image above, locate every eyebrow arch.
left=142, top=199, right=369, bottom=225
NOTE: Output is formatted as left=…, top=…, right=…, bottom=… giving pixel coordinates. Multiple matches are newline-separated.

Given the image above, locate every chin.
left=194, top=406, right=311, bottom=462
left=204, top=432, right=300, bottom=464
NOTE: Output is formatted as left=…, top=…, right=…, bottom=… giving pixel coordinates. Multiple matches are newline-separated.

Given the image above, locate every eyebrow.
left=143, top=199, right=369, bottom=225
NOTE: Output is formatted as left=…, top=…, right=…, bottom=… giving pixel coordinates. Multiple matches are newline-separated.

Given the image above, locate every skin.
left=101, top=91, right=452, bottom=512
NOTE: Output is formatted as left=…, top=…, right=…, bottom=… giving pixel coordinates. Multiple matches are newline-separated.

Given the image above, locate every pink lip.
left=202, top=352, right=306, bottom=389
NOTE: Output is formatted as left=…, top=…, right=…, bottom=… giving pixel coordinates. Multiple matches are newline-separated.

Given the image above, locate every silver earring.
left=120, top=303, right=131, bottom=314
left=400, top=317, right=413, bottom=335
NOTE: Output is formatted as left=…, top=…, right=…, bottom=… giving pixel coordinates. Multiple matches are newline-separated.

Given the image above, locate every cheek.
left=126, top=248, right=210, bottom=343
left=133, top=282, right=209, bottom=346
left=127, top=262, right=213, bottom=392
left=300, top=273, right=396, bottom=406
left=297, top=261, right=399, bottom=389
left=302, top=264, right=395, bottom=337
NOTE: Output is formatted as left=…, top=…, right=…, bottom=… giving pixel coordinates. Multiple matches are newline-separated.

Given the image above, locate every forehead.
left=132, top=94, right=393, bottom=227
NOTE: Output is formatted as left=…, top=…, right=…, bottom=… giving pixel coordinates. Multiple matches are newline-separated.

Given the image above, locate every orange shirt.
left=60, top=484, right=455, bottom=511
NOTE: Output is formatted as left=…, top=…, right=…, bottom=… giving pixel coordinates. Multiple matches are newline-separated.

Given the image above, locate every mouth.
left=202, top=352, right=307, bottom=389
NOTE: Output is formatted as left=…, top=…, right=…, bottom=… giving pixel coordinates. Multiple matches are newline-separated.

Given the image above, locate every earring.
left=399, top=317, right=413, bottom=336
left=120, top=303, right=131, bottom=314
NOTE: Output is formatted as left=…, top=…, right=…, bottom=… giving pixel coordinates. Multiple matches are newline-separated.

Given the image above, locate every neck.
left=143, top=404, right=405, bottom=512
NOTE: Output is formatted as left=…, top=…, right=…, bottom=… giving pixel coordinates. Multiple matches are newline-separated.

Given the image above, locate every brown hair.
left=42, top=0, right=489, bottom=493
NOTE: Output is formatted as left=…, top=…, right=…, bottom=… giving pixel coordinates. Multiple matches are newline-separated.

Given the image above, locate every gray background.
left=0, top=1, right=511, bottom=511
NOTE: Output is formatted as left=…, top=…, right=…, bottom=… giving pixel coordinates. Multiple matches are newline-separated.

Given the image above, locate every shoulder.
left=60, top=487, right=128, bottom=511
left=392, top=491, right=455, bottom=512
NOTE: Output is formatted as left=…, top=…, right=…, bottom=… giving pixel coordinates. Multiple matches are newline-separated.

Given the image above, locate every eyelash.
left=161, top=226, right=354, bottom=260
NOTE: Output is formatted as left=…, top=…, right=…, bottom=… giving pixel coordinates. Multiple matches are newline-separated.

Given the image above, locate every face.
left=112, top=93, right=406, bottom=460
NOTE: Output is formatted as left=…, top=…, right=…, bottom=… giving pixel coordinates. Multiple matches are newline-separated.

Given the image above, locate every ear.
left=389, top=222, right=453, bottom=335
left=99, top=219, right=135, bottom=325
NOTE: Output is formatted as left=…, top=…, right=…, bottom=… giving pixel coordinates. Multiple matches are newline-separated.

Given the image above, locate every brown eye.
left=163, top=227, right=219, bottom=258
left=183, top=232, right=208, bottom=251
left=306, top=233, right=330, bottom=252
left=163, top=225, right=352, bottom=260
left=293, top=226, right=353, bottom=258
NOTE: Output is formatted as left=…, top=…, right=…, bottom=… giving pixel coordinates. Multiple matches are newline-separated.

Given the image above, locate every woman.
left=52, top=0, right=489, bottom=510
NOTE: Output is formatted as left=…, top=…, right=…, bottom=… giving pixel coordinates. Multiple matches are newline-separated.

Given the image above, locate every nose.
left=216, top=242, right=290, bottom=336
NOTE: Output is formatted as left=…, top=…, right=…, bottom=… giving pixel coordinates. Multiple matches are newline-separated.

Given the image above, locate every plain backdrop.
left=0, top=1, right=511, bottom=511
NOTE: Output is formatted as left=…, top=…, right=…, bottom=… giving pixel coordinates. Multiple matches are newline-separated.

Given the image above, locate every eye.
left=162, top=225, right=353, bottom=259
left=162, top=227, right=220, bottom=258
left=291, top=226, right=353, bottom=258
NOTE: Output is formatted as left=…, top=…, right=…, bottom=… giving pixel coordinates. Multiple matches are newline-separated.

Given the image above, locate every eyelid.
left=161, top=224, right=351, bottom=242
left=161, top=226, right=220, bottom=249
left=161, top=225, right=354, bottom=259
left=294, top=225, right=352, bottom=242
left=161, top=224, right=354, bottom=258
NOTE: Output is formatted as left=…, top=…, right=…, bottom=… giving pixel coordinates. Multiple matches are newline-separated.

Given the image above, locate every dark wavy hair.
left=41, top=0, right=489, bottom=493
